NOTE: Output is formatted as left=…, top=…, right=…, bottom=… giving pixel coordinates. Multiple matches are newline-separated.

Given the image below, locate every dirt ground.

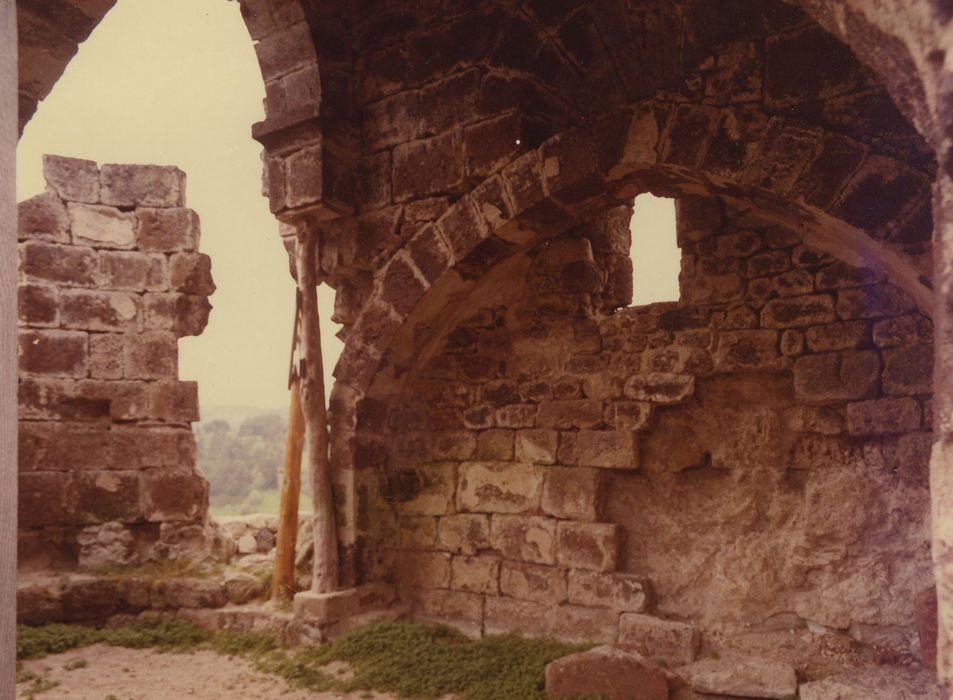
left=17, top=645, right=403, bottom=700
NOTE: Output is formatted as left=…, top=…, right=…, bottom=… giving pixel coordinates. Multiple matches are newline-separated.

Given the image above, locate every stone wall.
left=17, top=156, right=216, bottom=572
left=369, top=198, right=934, bottom=652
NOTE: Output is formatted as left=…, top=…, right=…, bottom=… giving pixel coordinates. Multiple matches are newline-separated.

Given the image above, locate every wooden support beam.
left=295, top=226, right=339, bottom=594
left=272, top=377, right=305, bottom=601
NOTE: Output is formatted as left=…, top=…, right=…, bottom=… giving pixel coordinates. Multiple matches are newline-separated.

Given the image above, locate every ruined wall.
left=370, top=198, right=934, bottom=652
left=17, top=156, right=215, bottom=572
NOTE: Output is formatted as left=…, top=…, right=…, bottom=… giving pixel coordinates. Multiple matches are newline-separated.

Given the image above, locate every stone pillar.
left=0, top=1, right=17, bottom=695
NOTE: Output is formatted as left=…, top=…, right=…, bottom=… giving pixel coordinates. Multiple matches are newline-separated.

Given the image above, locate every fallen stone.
left=680, top=657, right=796, bottom=699
left=618, top=613, right=699, bottom=665
left=798, top=666, right=940, bottom=700
left=237, top=533, right=258, bottom=554
left=545, top=645, right=669, bottom=700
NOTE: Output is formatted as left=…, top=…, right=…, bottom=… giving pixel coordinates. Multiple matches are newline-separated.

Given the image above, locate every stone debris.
left=679, top=657, right=797, bottom=699
left=545, top=645, right=670, bottom=700
left=798, top=666, right=941, bottom=700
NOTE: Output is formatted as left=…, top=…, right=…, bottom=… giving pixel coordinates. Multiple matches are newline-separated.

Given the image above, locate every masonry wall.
left=17, top=156, right=215, bottom=572
left=372, top=197, right=934, bottom=652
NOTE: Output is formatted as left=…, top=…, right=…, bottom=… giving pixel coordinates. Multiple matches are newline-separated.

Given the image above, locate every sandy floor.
left=17, top=645, right=402, bottom=700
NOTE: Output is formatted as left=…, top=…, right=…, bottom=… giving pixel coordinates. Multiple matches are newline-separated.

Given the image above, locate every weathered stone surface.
left=545, top=646, right=669, bottom=700
left=136, top=208, right=200, bottom=251
left=100, top=164, right=186, bottom=207
left=98, top=251, right=168, bottom=292
left=76, top=521, right=135, bottom=569
left=515, top=429, right=558, bottom=464
left=537, top=399, right=603, bottom=429
left=43, top=155, right=100, bottom=203
left=714, top=330, right=781, bottom=370
left=846, top=397, right=921, bottom=435
left=761, top=294, right=835, bottom=328
left=882, top=344, right=932, bottom=396
left=916, top=587, right=938, bottom=672
left=568, top=570, right=648, bottom=612
left=450, top=554, right=500, bottom=594
left=624, top=373, right=695, bottom=403
left=499, top=560, right=567, bottom=604
left=67, top=203, right=136, bottom=248
left=618, top=614, right=699, bottom=665
left=489, top=514, right=556, bottom=564
left=61, top=289, right=140, bottom=332
left=484, top=596, right=617, bottom=644
left=681, top=657, right=797, bottom=699
left=394, top=464, right=456, bottom=515
left=542, top=467, right=600, bottom=520
left=436, top=513, right=490, bottom=555
left=793, top=351, right=880, bottom=403
left=18, top=190, right=70, bottom=242
left=20, top=241, right=97, bottom=286
left=558, top=431, right=638, bottom=470
left=556, top=521, right=620, bottom=572
left=798, top=667, right=940, bottom=700
left=18, top=329, right=87, bottom=377
left=122, top=331, right=177, bottom=379
left=457, top=461, right=542, bottom=513
left=395, top=550, right=451, bottom=590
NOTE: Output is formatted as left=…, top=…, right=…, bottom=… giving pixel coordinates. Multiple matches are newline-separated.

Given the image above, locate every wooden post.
left=295, top=226, right=338, bottom=594
left=272, top=376, right=306, bottom=601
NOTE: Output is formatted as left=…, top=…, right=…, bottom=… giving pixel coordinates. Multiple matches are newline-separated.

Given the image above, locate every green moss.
left=20, top=676, right=60, bottom=698
left=64, top=659, right=88, bottom=671
left=18, top=618, right=592, bottom=700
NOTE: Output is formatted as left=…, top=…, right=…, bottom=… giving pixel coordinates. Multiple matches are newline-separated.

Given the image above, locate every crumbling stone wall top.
left=17, top=155, right=215, bottom=572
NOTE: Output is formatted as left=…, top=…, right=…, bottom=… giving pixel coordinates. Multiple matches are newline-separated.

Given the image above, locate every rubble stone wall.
left=369, top=198, right=933, bottom=651
left=17, top=156, right=215, bottom=572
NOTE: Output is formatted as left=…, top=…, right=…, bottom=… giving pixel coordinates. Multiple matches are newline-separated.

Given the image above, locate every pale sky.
left=17, top=0, right=679, bottom=412
left=17, top=0, right=341, bottom=412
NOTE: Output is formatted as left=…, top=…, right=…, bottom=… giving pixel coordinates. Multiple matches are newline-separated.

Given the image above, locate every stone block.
left=435, top=195, right=489, bottom=264
left=100, top=163, right=186, bottom=207
left=873, top=315, right=932, bottom=348
left=170, top=252, right=215, bottom=295
left=545, top=646, right=669, bottom=700
left=141, top=467, right=207, bottom=522
left=793, top=351, right=881, bottom=403
left=19, top=471, right=73, bottom=527
left=624, top=373, right=694, bottom=404
left=558, top=431, right=638, bottom=470
left=395, top=550, right=451, bottom=590
left=149, top=380, right=200, bottom=422
left=618, top=613, right=699, bottom=665
left=568, top=570, right=649, bottom=612
left=882, top=344, right=932, bottom=396
left=87, top=333, right=123, bottom=379
left=537, top=400, right=603, bottom=429
left=122, top=331, right=178, bottom=379
left=61, top=289, right=140, bottom=332
left=681, top=658, right=797, bottom=699
left=98, top=251, right=168, bottom=291
left=152, top=579, right=226, bottom=609
left=67, top=203, right=136, bottom=248
left=680, top=273, right=743, bottom=305
left=406, top=224, right=452, bottom=284
left=20, top=241, right=98, bottom=286
left=490, top=514, right=557, bottom=564
left=394, top=464, right=456, bottom=516
left=380, top=255, right=426, bottom=315
left=915, top=586, right=938, bottom=672
left=556, top=521, right=620, bottom=572
left=43, top=155, right=100, bottom=203
left=761, top=294, right=835, bottom=328
left=515, top=429, right=558, bottom=464
left=394, top=130, right=465, bottom=202
left=136, top=207, right=200, bottom=251
left=450, top=554, right=500, bottom=594
left=836, top=284, right=915, bottom=320
left=499, top=560, right=567, bottom=604
left=714, top=330, right=782, bottom=371
left=74, top=470, right=142, bottom=524
left=782, top=406, right=844, bottom=435
left=846, top=397, right=921, bottom=435
left=436, top=513, right=490, bottom=555
left=409, top=588, right=484, bottom=628
left=457, top=461, right=543, bottom=513
left=475, top=429, right=514, bottom=461
left=18, top=190, right=70, bottom=242
left=804, top=320, right=869, bottom=352
left=542, top=467, right=600, bottom=520
left=18, top=377, right=107, bottom=422
left=293, top=588, right=358, bottom=623
left=18, top=329, right=87, bottom=377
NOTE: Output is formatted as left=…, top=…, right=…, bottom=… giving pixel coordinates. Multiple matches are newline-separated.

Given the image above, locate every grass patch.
left=93, top=558, right=217, bottom=581
left=18, top=618, right=593, bottom=699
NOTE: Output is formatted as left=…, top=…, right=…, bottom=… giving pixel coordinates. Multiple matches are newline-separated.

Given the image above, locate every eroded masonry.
left=11, top=0, right=953, bottom=696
